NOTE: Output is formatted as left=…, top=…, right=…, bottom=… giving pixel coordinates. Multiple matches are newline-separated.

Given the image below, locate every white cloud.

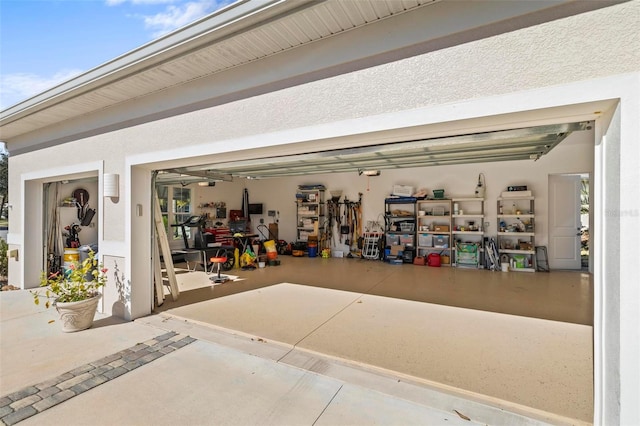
left=143, top=1, right=219, bottom=38
left=0, top=69, right=83, bottom=111
left=105, top=0, right=230, bottom=39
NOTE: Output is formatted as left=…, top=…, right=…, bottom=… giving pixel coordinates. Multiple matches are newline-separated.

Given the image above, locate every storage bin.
left=399, top=234, right=413, bottom=245
left=418, top=233, right=433, bottom=247
left=399, top=222, right=414, bottom=232
left=433, top=235, right=449, bottom=248
left=386, top=234, right=399, bottom=245
left=392, top=185, right=414, bottom=197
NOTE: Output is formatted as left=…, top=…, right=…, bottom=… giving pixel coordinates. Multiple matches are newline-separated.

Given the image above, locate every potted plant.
left=32, top=250, right=107, bottom=332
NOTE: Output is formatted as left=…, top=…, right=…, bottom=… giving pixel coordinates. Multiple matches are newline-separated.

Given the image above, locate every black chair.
left=194, top=230, right=234, bottom=272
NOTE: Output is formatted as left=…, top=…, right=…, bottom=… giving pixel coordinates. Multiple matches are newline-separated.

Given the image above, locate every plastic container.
left=63, top=248, right=79, bottom=262
left=308, top=246, right=318, bottom=257
left=263, top=240, right=276, bottom=252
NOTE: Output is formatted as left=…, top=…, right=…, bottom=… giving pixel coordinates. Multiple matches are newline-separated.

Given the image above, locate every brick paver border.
left=0, top=331, right=196, bottom=425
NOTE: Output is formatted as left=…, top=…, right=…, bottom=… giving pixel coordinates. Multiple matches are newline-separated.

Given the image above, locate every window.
left=157, top=186, right=192, bottom=242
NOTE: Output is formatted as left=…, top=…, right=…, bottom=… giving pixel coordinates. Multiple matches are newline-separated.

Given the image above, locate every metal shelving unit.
left=384, top=197, right=417, bottom=262
left=451, top=197, right=484, bottom=268
left=497, top=195, right=536, bottom=272
left=415, top=199, right=452, bottom=265
left=295, top=188, right=324, bottom=242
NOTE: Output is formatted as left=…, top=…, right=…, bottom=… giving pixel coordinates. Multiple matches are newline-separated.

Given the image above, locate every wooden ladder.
left=154, top=193, right=179, bottom=302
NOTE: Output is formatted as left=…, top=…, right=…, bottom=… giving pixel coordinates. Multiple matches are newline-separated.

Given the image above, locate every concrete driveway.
left=1, top=289, right=547, bottom=425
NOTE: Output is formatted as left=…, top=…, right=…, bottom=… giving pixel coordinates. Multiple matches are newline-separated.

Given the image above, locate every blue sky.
left=0, top=0, right=232, bottom=111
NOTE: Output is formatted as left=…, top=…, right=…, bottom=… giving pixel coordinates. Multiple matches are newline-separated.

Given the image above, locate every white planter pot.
left=55, top=294, right=101, bottom=332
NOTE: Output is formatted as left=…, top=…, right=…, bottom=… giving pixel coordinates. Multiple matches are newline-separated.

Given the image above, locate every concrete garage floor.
left=159, top=256, right=594, bottom=424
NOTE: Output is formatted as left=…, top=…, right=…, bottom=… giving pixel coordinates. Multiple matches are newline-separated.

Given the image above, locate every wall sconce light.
left=104, top=173, right=119, bottom=198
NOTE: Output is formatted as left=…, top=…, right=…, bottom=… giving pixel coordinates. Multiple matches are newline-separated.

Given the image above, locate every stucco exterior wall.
left=4, top=2, right=639, bottom=423
left=7, top=1, right=637, bottom=244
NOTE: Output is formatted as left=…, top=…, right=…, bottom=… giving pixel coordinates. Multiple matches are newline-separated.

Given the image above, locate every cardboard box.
left=434, top=225, right=449, bottom=232
left=390, top=245, right=403, bottom=256
left=518, top=241, right=533, bottom=251
left=268, top=223, right=278, bottom=240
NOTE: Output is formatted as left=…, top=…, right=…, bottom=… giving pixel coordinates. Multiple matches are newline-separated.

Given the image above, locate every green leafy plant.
left=33, top=251, right=107, bottom=308
left=0, top=238, right=8, bottom=279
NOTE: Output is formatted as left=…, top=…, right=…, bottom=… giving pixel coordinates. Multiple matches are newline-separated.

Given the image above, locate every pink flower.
left=101, top=268, right=108, bottom=274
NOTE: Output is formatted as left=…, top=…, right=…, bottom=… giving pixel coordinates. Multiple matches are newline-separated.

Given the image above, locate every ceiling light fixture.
left=359, top=169, right=380, bottom=176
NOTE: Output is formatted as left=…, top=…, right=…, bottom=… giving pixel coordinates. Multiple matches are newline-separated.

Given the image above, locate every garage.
left=2, top=1, right=638, bottom=424
left=137, top=113, right=596, bottom=422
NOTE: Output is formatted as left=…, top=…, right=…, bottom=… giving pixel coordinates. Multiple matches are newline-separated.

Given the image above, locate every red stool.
left=209, top=253, right=230, bottom=283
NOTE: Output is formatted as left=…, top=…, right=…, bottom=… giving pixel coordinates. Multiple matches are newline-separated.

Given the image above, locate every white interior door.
left=548, top=174, right=582, bottom=270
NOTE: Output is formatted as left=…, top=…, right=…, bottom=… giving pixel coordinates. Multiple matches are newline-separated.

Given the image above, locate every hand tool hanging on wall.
left=341, top=197, right=350, bottom=243
left=345, top=203, right=352, bottom=246
left=334, top=201, right=341, bottom=244
left=73, top=188, right=90, bottom=221
left=326, top=202, right=332, bottom=245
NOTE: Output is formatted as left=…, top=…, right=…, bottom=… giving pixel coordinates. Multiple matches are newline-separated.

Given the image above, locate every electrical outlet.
left=260, top=218, right=264, bottom=224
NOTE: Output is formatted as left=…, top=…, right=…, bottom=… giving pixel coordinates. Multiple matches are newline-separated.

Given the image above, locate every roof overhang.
left=0, top=0, right=613, bottom=142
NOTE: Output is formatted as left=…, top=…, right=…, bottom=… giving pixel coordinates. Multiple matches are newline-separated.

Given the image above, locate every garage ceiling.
left=156, top=121, right=591, bottom=184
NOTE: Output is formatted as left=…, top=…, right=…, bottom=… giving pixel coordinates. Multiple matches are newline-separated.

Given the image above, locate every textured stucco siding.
left=7, top=2, right=638, bottom=240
